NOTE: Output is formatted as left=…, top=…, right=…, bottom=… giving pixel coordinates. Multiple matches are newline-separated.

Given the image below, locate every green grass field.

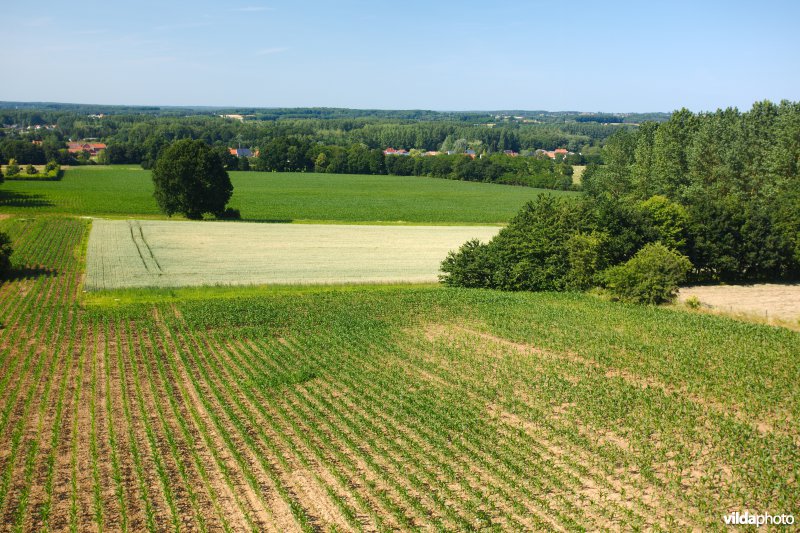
left=0, top=216, right=797, bottom=530
left=0, top=166, right=572, bottom=224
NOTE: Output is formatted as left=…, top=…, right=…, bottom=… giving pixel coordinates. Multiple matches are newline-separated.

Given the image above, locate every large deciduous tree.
left=151, top=139, right=233, bottom=220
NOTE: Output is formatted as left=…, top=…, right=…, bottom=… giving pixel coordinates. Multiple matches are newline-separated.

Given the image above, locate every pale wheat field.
left=85, top=219, right=500, bottom=290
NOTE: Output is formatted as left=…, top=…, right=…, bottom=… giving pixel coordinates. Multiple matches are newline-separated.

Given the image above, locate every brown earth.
left=678, top=283, right=800, bottom=325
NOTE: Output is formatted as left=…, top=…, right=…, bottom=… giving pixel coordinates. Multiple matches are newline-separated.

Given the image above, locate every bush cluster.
left=0, top=232, right=11, bottom=278
left=602, top=243, right=691, bottom=304
left=443, top=101, right=800, bottom=304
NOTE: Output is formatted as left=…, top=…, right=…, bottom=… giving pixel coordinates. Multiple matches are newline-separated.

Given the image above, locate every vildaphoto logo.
left=723, top=511, right=795, bottom=527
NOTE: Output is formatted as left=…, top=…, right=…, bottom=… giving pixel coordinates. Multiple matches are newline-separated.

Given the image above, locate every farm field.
left=678, top=284, right=800, bottom=324
left=0, top=166, right=570, bottom=224
left=0, top=215, right=798, bottom=530
left=571, top=165, right=586, bottom=185
left=85, top=219, right=499, bottom=289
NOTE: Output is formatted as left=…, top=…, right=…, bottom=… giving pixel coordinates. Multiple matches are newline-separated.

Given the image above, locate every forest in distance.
left=0, top=104, right=656, bottom=189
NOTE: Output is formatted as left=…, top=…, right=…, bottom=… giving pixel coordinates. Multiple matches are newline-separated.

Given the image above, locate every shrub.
left=440, top=195, right=596, bottom=292
left=602, top=242, right=692, bottom=304
left=6, top=159, right=20, bottom=177
left=0, top=232, right=12, bottom=278
left=440, top=239, right=494, bottom=288
left=684, top=295, right=701, bottom=309
left=482, top=195, right=588, bottom=291
left=216, top=207, right=242, bottom=220
left=25, top=164, right=38, bottom=175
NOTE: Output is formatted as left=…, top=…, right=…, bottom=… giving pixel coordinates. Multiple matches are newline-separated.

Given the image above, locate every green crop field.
left=0, top=166, right=571, bottom=224
left=0, top=215, right=797, bottom=530
left=85, top=219, right=499, bottom=290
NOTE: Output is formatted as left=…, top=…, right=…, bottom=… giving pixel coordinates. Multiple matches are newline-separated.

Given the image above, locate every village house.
left=535, top=148, right=573, bottom=159
left=383, top=148, right=409, bottom=156
left=229, top=147, right=253, bottom=157
left=219, top=114, right=255, bottom=122
left=67, top=142, right=107, bottom=156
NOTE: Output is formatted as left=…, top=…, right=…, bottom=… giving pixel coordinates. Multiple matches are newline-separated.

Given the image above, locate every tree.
left=566, top=231, right=609, bottom=290
left=6, top=159, right=19, bottom=177
left=314, top=152, right=328, bottom=173
left=151, top=139, right=233, bottom=220
left=602, top=243, right=692, bottom=304
left=212, top=145, right=238, bottom=170
left=95, top=149, right=110, bottom=165
left=439, top=239, right=494, bottom=288
left=637, top=195, right=689, bottom=252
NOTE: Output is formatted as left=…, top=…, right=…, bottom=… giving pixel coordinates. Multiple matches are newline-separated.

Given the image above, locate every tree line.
left=441, top=100, right=800, bottom=301
left=220, top=138, right=575, bottom=190
left=0, top=106, right=638, bottom=169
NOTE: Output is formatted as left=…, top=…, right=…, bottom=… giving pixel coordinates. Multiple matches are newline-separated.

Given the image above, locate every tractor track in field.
left=127, top=220, right=163, bottom=276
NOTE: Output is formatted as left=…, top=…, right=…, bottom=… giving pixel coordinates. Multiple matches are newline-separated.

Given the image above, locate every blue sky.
left=2, top=0, right=798, bottom=112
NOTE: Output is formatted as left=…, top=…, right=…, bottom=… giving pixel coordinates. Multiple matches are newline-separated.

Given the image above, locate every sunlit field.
left=85, top=219, right=499, bottom=289
left=0, top=216, right=797, bottom=530
left=0, top=166, right=572, bottom=224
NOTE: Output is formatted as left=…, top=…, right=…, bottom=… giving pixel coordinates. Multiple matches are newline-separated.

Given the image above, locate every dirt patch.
left=678, top=284, right=800, bottom=324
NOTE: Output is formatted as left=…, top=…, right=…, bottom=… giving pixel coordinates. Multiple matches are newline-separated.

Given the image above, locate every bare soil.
left=678, top=283, right=800, bottom=323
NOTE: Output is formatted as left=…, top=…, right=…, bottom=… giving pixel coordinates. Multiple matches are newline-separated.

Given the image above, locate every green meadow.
left=0, top=166, right=572, bottom=224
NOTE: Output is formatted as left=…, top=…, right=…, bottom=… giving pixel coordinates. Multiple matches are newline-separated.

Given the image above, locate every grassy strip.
left=82, top=282, right=439, bottom=307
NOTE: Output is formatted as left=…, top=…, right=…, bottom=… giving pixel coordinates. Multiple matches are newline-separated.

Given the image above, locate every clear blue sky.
left=2, top=0, right=798, bottom=112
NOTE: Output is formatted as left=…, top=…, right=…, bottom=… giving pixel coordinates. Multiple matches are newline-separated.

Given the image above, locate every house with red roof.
left=535, top=148, right=573, bottom=159
left=229, top=147, right=253, bottom=157
left=67, top=142, right=107, bottom=156
left=383, top=148, right=410, bottom=156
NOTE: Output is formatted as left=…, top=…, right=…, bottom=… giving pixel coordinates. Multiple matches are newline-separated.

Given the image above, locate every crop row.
left=0, top=215, right=797, bottom=531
